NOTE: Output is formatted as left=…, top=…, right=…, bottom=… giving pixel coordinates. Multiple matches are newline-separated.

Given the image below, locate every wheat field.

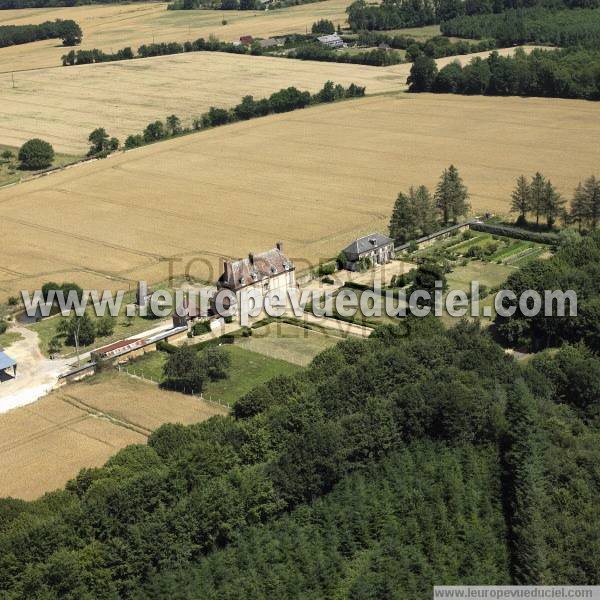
left=0, top=47, right=532, bottom=154
left=0, top=373, right=226, bottom=500
left=0, top=0, right=353, bottom=73
left=0, top=92, right=598, bottom=300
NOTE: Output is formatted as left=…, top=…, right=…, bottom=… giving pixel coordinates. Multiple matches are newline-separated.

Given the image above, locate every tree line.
left=0, top=0, right=146, bottom=8
left=509, top=172, right=600, bottom=231
left=358, top=30, right=497, bottom=59
left=62, top=37, right=258, bottom=66
left=441, top=7, right=600, bottom=48
left=346, top=0, right=600, bottom=31
left=292, top=43, right=404, bottom=66
left=61, top=34, right=406, bottom=68
left=120, top=82, right=365, bottom=150
left=0, top=314, right=598, bottom=596
left=0, top=19, right=81, bottom=48
left=408, top=48, right=600, bottom=100
left=389, top=165, right=470, bottom=243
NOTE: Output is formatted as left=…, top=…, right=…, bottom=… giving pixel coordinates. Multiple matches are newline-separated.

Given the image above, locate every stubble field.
left=0, top=372, right=227, bottom=499
left=0, top=47, right=527, bottom=154
left=0, top=0, right=353, bottom=73
left=0, top=92, right=598, bottom=300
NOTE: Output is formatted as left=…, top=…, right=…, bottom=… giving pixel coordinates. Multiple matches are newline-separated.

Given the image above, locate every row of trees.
left=0, top=19, right=81, bottom=48
left=389, top=165, right=470, bottom=243
left=510, top=173, right=564, bottom=227
left=441, top=7, right=600, bottom=48
left=121, top=82, right=365, bottom=150
left=0, top=0, right=147, bottom=7
left=346, top=0, right=600, bottom=31
left=358, top=30, right=496, bottom=59
left=292, top=43, right=404, bottom=66
left=62, top=37, right=255, bottom=66
left=1, top=313, right=598, bottom=596
left=408, top=49, right=600, bottom=100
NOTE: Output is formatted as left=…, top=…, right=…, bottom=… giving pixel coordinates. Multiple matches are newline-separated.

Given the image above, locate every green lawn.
left=0, top=144, right=81, bottom=188
left=0, top=330, right=23, bottom=350
left=126, top=345, right=300, bottom=406
left=446, top=260, right=515, bottom=292
left=237, top=322, right=342, bottom=366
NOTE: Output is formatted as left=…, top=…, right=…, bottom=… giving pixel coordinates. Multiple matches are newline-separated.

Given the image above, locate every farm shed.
left=342, top=233, right=394, bottom=271
left=317, top=34, right=344, bottom=48
left=0, top=351, right=17, bottom=381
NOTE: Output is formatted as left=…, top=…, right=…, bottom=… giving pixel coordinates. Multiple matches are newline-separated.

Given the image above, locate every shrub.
left=124, top=134, right=144, bottom=149
left=322, top=276, right=334, bottom=285
left=18, top=139, right=54, bottom=170
left=0, top=320, right=7, bottom=335
left=317, top=262, right=336, bottom=276
left=7, top=296, right=19, bottom=306
left=192, top=321, right=211, bottom=336
left=96, top=316, right=115, bottom=337
left=157, top=340, right=178, bottom=354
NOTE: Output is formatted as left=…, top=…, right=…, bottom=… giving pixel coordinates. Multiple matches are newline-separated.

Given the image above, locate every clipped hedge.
left=470, top=222, right=560, bottom=245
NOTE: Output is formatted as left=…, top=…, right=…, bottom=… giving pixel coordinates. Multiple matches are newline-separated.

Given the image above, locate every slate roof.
left=0, top=351, right=16, bottom=371
left=343, top=233, right=394, bottom=257
left=219, top=245, right=294, bottom=292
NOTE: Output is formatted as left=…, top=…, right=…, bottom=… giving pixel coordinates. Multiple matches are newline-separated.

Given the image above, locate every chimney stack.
left=249, top=252, right=254, bottom=265
left=223, top=258, right=233, bottom=283
left=276, top=241, right=283, bottom=252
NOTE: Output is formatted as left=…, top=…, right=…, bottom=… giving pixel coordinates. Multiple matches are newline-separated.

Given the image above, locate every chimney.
left=222, top=258, right=233, bottom=283
left=276, top=241, right=283, bottom=252
left=249, top=252, right=254, bottom=265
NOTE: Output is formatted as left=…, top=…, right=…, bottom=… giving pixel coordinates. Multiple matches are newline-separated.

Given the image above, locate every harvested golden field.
left=0, top=372, right=226, bottom=500
left=0, top=46, right=532, bottom=155
left=0, top=51, right=407, bottom=154
left=0, top=92, right=598, bottom=300
left=0, top=0, right=353, bottom=72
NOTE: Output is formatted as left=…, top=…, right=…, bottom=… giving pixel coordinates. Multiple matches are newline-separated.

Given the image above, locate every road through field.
left=0, top=92, right=598, bottom=301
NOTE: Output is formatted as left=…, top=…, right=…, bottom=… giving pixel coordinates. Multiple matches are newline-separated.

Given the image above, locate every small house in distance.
left=317, top=33, right=344, bottom=49
left=217, top=242, right=296, bottom=312
left=0, top=351, right=17, bottom=382
left=239, top=35, right=254, bottom=46
left=342, top=233, right=394, bottom=271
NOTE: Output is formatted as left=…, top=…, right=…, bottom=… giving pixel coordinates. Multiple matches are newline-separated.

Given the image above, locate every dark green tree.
left=434, top=164, right=470, bottom=223
left=18, top=139, right=54, bottom=170
left=407, top=55, right=438, bottom=92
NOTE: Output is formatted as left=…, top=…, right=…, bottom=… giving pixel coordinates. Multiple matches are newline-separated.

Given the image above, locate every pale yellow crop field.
left=0, top=92, right=598, bottom=300
left=0, top=46, right=532, bottom=155
left=0, top=0, right=353, bottom=73
left=0, top=373, right=227, bottom=500
left=0, top=51, right=408, bottom=154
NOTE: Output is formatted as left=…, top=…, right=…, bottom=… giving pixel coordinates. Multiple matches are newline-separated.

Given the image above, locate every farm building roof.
left=92, top=338, right=144, bottom=359
left=218, top=243, right=294, bottom=292
left=0, top=351, right=16, bottom=371
left=343, top=233, right=393, bottom=256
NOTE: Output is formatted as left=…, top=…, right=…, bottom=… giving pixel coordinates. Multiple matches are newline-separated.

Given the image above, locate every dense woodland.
left=1, top=228, right=600, bottom=595
left=346, top=0, right=600, bottom=31
left=495, top=229, right=600, bottom=352
left=0, top=0, right=145, bottom=8
left=442, top=7, right=600, bottom=47
left=408, top=48, right=600, bottom=99
left=0, top=19, right=81, bottom=47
